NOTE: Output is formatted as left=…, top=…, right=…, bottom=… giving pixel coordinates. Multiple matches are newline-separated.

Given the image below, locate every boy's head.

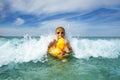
left=55, top=27, right=65, bottom=38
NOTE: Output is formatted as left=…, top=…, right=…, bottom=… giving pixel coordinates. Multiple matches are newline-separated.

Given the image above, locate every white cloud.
left=0, top=20, right=84, bottom=35
left=0, top=19, right=91, bottom=36
left=39, top=19, right=87, bottom=35
left=0, top=0, right=120, bottom=36
left=13, top=18, right=25, bottom=25
left=0, top=19, right=120, bottom=36
left=8, top=0, right=120, bottom=15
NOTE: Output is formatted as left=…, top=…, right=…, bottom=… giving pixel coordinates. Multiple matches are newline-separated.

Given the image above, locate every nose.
left=58, top=33, right=62, bottom=36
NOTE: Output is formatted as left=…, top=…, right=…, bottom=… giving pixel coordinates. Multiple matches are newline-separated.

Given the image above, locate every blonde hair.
left=55, top=27, right=65, bottom=33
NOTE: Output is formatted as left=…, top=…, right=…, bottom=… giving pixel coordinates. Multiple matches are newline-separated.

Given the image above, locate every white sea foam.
left=0, top=35, right=120, bottom=67
left=71, top=38, right=120, bottom=59
left=0, top=35, right=55, bottom=67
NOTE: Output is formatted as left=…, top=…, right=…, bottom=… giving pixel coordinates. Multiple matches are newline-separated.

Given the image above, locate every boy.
left=48, top=27, right=72, bottom=61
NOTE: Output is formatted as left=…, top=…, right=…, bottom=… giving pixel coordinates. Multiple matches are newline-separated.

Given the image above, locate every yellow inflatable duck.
left=48, top=38, right=67, bottom=59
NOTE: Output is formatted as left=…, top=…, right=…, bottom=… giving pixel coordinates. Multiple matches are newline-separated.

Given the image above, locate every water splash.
left=71, top=38, right=120, bottom=59
left=0, top=35, right=120, bottom=67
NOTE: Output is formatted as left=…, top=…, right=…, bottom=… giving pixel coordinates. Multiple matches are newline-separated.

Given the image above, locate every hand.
left=60, top=50, right=66, bottom=55
left=48, top=39, right=57, bottom=48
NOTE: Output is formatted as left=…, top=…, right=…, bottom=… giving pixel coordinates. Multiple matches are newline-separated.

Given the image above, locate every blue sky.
left=0, top=0, right=120, bottom=36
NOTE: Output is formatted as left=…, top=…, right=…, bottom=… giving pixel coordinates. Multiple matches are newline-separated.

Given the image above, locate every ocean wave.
left=71, top=38, right=120, bottom=59
left=0, top=35, right=55, bottom=67
left=0, top=35, right=120, bottom=67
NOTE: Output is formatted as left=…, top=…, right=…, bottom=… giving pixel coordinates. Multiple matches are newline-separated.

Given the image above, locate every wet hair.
left=55, top=26, right=65, bottom=33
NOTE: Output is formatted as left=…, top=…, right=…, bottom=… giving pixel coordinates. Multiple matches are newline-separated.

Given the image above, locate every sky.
left=0, top=0, right=120, bottom=36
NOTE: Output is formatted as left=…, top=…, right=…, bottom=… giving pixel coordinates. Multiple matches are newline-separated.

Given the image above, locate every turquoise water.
left=0, top=36, right=120, bottom=80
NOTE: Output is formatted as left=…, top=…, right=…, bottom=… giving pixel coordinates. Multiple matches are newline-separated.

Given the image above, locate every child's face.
left=56, top=28, right=65, bottom=39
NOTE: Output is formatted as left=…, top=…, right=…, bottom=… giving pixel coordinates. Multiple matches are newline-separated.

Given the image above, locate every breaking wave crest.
left=0, top=35, right=120, bottom=67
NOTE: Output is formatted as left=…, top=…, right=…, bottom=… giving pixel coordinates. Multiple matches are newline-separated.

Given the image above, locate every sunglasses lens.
left=57, top=32, right=64, bottom=34
left=61, top=32, right=64, bottom=34
left=57, top=32, right=60, bottom=34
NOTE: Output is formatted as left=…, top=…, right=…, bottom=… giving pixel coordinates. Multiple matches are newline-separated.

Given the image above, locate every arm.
left=66, top=41, right=73, bottom=54
left=48, top=39, right=57, bottom=49
left=60, top=40, right=73, bottom=55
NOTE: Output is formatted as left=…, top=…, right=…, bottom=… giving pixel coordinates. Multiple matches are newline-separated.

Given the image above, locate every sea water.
left=0, top=35, right=120, bottom=80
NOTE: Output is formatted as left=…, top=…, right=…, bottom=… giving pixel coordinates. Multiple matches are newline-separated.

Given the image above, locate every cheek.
left=62, top=34, right=65, bottom=36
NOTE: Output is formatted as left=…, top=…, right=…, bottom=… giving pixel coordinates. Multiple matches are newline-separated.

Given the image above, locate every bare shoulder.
left=48, top=39, right=57, bottom=49
left=51, top=39, right=57, bottom=43
left=65, top=39, right=70, bottom=44
left=64, top=38, right=73, bottom=53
